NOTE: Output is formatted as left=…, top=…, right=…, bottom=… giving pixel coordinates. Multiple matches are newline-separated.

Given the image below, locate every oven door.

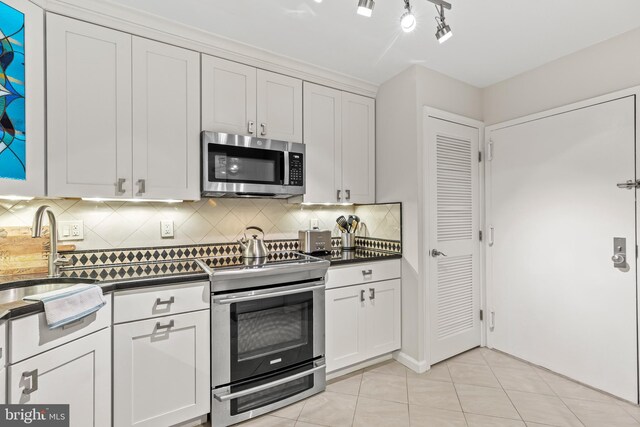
left=212, top=359, right=325, bottom=427
left=211, top=280, right=325, bottom=386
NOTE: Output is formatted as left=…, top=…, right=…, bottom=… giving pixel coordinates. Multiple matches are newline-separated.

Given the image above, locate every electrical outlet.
left=310, top=218, right=319, bottom=229
left=58, top=220, right=84, bottom=241
left=160, top=220, right=174, bottom=238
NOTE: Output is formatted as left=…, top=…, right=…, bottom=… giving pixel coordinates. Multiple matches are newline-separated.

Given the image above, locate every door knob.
left=612, top=237, right=627, bottom=268
left=431, top=249, right=447, bottom=258
left=612, top=253, right=625, bottom=264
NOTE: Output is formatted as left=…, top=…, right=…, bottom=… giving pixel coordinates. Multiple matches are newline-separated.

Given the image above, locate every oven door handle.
left=214, top=283, right=325, bottom=304
left=213, top=363, right=325, bottom=402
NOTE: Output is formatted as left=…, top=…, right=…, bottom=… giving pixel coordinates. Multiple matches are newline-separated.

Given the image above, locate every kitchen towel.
left=24, top=284, right=107, bottom=329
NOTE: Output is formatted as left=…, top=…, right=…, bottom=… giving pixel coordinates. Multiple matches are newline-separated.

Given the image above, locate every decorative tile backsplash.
left=0, top=198, right=401, bottom=251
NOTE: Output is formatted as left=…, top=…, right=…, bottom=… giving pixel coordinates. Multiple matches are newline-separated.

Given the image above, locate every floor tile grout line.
left=482, top=348, right=587, bottom=427
left=480, top=349, right=527, bottom=423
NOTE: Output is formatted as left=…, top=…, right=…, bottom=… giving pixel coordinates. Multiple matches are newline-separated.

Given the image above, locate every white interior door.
left=426, top=113, right=481, bottom=364
left=486, top=95, right=637, bottom=402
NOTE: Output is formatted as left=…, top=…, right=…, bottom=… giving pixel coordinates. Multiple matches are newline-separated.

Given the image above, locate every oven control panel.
left=289, top=153, right=304, bottom=186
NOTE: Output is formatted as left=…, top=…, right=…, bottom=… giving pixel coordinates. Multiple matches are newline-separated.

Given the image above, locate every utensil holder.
left=341, top=232, right=356, bottom=250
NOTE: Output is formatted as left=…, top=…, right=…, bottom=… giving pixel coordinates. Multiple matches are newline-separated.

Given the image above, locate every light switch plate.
left=58, top=220, right=84, bottom=241
left=160, top=220, right=174, bottom=238
left=310, top=218, right=319, bottom=229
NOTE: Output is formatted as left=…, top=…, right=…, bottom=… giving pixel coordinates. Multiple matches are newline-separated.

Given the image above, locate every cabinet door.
left=201, top=55, right=257, bottom=136
left=7, top=328, right=111, bottom=427
left=0, top=0, right=45, bottom=197
left=47, top=14, right=133, bottom=198
left=132, top=37, right=200, bottom=200
left=365, top=279, right=401, bottom=358
left=256, top=70, right=302, bottom=143
left=341, top=93, right=375, bottom=203
left=326, top=285, right=367, bottom=373
left=302, top=83, right=342, bottom=203
left=113, top=310, right=210, bottom=427
left=0, top=368, right=5, bottom=404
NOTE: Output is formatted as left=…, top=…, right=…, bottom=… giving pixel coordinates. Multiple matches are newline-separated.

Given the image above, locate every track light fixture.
left=357, top=0, right=375, bottom=17
left=400, top=0, right=417, bottom=33
left=428, top=0, right=453, bottom=43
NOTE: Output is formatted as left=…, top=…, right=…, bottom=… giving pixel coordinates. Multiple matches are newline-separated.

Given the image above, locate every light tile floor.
left=223, top=347, right=640, bottom=426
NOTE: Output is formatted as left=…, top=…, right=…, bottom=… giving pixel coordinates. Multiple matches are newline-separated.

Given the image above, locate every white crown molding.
left=40, top=0, right=378, bottom=98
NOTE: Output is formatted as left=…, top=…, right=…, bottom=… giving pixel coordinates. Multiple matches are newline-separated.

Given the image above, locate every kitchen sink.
left=0, top=278, right=97, bottom=306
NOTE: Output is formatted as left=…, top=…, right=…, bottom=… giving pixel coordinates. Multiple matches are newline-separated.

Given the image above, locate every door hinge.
left=487, top=140, right=494, bottom=161
left=479, top=230, right=483, bottom=241
left=480, top=309, right=484, bottom=321
left=478, top=151, right=482, bottom=162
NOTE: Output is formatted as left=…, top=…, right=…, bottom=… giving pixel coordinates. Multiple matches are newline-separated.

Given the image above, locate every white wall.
left=376, top=64, right=482, bottom=366
left=483, top=27, right=640, bottom=125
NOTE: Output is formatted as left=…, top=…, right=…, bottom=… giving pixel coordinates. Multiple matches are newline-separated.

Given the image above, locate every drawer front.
left=113, top=281, right=209, bottom=324
left=325, top=259, right=401, bottom=290
left=0, top=321, right=6, bottom=368
left=9, top=295, right=112, bottom=364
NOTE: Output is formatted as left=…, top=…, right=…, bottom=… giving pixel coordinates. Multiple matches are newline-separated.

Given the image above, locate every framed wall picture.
left=0, top=0, right=44, bottom=197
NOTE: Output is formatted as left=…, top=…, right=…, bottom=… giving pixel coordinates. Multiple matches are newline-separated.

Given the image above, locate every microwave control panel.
left=289, top=153, right=304, bottom=186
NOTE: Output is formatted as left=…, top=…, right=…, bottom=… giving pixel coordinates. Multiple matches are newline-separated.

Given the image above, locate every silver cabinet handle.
left=116, top=178, right=126, bottom=195
left=360, top=289, right=365, bottom=302
left=260, top=123, right=267, bottom=136
left=337, top=190, right=342, bottom=201
left=431, top=249, right=447, bottom=257
left=156, top=320, right=174, bottom=330
left=156, top=296, right=175, bottom=305
left=362, top=269, right=373, bottom=277
left=214, top=363, right=325, bottom=402
left=248, top=121, right=255, bottom=135
left=22, top=369, right=38, bottom=395
left=346, top=189, right=351, bottom=200
left=137, top=179, right=146, bottom=195
left=369, top=288, right=375, bottom=300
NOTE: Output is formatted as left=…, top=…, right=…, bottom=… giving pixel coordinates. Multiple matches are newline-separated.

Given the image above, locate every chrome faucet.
left=32, top=205, right=70, bottom=278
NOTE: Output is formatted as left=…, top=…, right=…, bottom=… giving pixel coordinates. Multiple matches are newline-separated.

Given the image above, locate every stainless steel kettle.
left=238, top=226, right=268, bottom=258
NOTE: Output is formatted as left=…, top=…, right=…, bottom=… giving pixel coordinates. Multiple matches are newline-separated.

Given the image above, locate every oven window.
left=208, top=144, right=284, bottom=185
left=231, top=291, right=314, bottom=381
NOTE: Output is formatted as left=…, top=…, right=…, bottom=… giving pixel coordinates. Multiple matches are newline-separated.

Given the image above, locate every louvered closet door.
left=426, top=115, right=481, bottom=364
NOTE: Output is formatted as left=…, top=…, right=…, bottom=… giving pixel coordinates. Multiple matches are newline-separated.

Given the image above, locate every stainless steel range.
left=198, top=253, right=330, bottom=427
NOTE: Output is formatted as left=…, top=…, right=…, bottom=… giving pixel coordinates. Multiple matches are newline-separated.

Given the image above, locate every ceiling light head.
left=400, top=1, right=416, bottom=32
left=436, top=22, right=452, bottom=43
left=314, top=0, right=322, bottom=3
left=357, top=0, right=375, bottom=17
left=435, top=4, right=453, bottom=43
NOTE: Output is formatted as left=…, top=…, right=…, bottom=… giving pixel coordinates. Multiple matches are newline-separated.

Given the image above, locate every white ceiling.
left=107, top=0, right=640, bottom=87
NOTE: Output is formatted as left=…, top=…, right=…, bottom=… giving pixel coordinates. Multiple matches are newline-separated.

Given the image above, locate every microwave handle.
left=284, top=151, right=290, bottom=186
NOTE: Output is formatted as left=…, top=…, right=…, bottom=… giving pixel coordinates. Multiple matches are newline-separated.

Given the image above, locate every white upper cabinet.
left=302, top=83, right=376, bottom=204
left=47, top=15, right=201, bottom=200
left=47, top=14, right=133, bottom=198
left=132, top=38, right=200, bottom=200
left=0, top=0, right=45, bottom=198
left=341, top=93, right=375, bottom=204
left=303, top=83, right=342, bottom=203
left=202, top=56, right=302, bottom=142
left=256, top=70, right=303, bottom=142
left=202, top=56, right=257, bottom=136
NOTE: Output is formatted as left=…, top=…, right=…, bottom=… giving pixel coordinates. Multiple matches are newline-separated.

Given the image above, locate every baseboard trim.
left=394, top=351, right=428, bottom=373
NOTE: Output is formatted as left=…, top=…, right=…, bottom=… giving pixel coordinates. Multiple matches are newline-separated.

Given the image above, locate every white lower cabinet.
left=326, top=279, right=401, bottom=373
left=7, top=327, right=111, bottom=427
left=113, top=309, right=210, bottom=427
left=0, top=367, right=5, bottom=404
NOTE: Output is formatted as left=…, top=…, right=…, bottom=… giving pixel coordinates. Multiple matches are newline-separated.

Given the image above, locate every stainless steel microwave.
left=201, top=131, right=305, bottom=198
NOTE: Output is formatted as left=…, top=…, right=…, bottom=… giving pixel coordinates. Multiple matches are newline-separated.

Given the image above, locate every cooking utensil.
left=237, top=226, right=268, bottom=258
left=336, top=216, right=349, bottom=233
left=347, top=215, right=355, bottom=233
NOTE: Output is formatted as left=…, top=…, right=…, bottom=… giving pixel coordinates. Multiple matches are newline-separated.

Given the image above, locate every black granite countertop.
left=0, top=248, right=401, bottom=320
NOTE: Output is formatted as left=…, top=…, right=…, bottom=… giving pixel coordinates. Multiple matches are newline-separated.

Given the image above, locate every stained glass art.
left=0, top=1, right=26, bottom=181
